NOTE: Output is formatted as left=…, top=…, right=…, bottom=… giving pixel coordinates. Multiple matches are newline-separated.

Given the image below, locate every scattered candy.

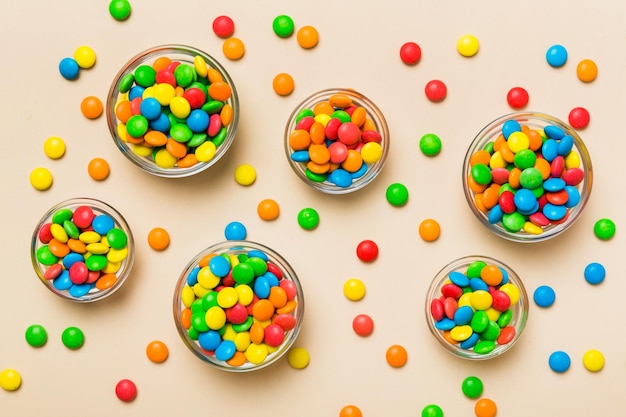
left=356, top=239, right=378, bottom=262
left=457, top=34, right=479, bottom=57
left=234, top=164, right=256, bottom=186
left=425, top=79, right=447, bottom=102
left=298, top=208, right=319, bottom=230
left=400, top=41, right=422, bottom=65
left=419, top=133, right=442, bottom=156
left=212, top=15, right=235, bottom=38
left=546, top=44, right=568, bottom=68
left=576, top=59, right=598, bottom=82
left=147, top=227, right=170, bottom=251
left=224, top=221, right=247, bottom=240
left=0, top=369, right=22, bottom=391
left=297, top=25, right=319, bottom=49
left=421, top=404, right=444, bottom=417
left=548, top=350, right=571, bottom=373
left=584, top=262, right=605, bottom=285
left=257, top=198, right=280, bottom=221
left=343, top=278, right=366, bottom=301
left=385, top=344, right=408, bottom=368
left=115, top=379, right=137, bottom=402
left=272, top=72, right=295, bottom=96
left=582, top=349, right=604, bottom=372
left=88, top=157, right=110, bottom=181
left=533, top=285, right=556, bottom=308
left=146, top=340, right=169, bottom=363
left=352, top=314, right=374, bottom=336
left=222, top=37, right=245, bottom=60
left=287, top=347, right=310, bottom=369
left=568, top=107, right=590, bottom=129
left=272, top=14, right=295, bottom=38
left=474, top=398, right=497, bottom=417
left=386, top=183, right=409, bottom=207
left=339, top=405, right=363, bottom=417
left=108, top=0, right=131, bottom=21
left=80, top=95, right=104, bottom=119
left=593, top=218, right=615, bottom=240
left=43, top=136, right=66, bottom=159
left=62, top=326, right=85, bottom=349
left=30, top=167, right=53, bottom=191
left=74, top=46, right=96, bottom=69
left=462, top=375, right=484, bottom=398
left=419, top=219, right=441, bottom=242
left=59, top=57, right=79, bottom=80
left=506, top=86, right=529, bottom=109
left=25, top=324, right=48, bottom=347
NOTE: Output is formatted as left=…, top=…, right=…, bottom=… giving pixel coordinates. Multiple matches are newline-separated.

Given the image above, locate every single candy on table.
left=30, top=167, right=53, bottom=191
left=272, top=14, right=295, bottom=38
left=43, top=136, right=66, bottom=159
left=548, top=350, right=571, bottom=373
left=506, top=86, right=529, bottom=109
left=422, top=404, right=444, bottom=417
left=462, top=375, right=484, bottom=398
left=356, top=239, right=378, bottom=262
left=419, top=219, right=441, bottom=242
left=343, top=278, right=366, bottom=301
left=400, top=41, right=422, bottom=65
left=25, top=324, right=48, bottom=347
left=224, top=221, right=247, bottom=240
left=419, top=133, right=442, bottom=156
left=593, top=218, right=615, bottom=240
left=352, top=313, right=374, bottom=336
left=0, top=369, right=22, bottom=392
left=59, top=57, right=79, bottom=80
left=212, top=15, right=235, bottom=38
left=576, top=59, right=598, bottom=82
left=583, top=349, right=604, bottom=372
left=88, top=157, right=110, bottom=181
left=287, top=347, right=310, bottom=369
left=533, top=285, right=555, bottom=308
left=148, top=227, right=170, bottom=251
left=74, top=45, right=96, bottom=69
left=297, top=207, right=319, bottom=230
left=568, top=107, right=590, bottom=129
left=115, top=379, right=138, bottom=402
left=234, top=163, right=256, bottom=185
left=425, top=79, right=447, bottom=102
left=296, top=25, right=319, bottom=49
left=257, top=198, right=280, bottom=221
left=457, top=34, right=479, bottom=57
left=475, top=398, right=497, bottom=417
left=81, top=95, right=104, bottom=119
left=339, top=405, right=363, bottom=417
left=222, top=37, right=245, bottom=60
left=109, top=0, right=131, bottom=21
left=273, top=72, right=295, bottom=96
left=584, top=262, right=605, bottom=285
left=386, top=182, right=409, bottom=206
left=62, top=326, right=85, bottom=349
left=546, top=44, right=568, bottom=68
left=386, top=344, right=408, bottom=368
left=146, top=340, right=169, bottom=363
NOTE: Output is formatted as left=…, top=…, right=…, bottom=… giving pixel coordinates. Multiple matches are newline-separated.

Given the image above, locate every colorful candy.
left=462, top=375, right=484, bottom=398
left=422, top=404, right=444, bottom=417
left=419, top=219, right=441, bottom=242
left=548, top=350, right=571, bottom=373
left=424, top=80, right=447, bottom=102
left=506, top=86, right=529, bottom=109
left=43, top=136, right=66, bottom=159
left=222, top=37, right=245, bottom=60
left=257, top=199, right=280, bottom=221
left=234, top=163, right=256, bottom=185
left=62, top=326, right=85, bottom=349
left=352, top=314, right=374, bottom=336
left=115, top=379, right=138, bottom=402
left=146, top=340, right=169, bottom=363
left=287, top=347, right=310, bottom=369
left=87, top=157, right=110, bottom=180
left=457, top=34, right=480, bottom=57
left=475, top=398, right=497, bottom=417
left=25, top=324, right=48, bottom=347
left=81, top=95, right=104, bottom=119
left=533, top=285, right=555, bottom=307
left=386, top=182, right=409, bottom=206
left=385, top=344, right=408, bottom=367
left=583, top=349, right=604, bottom=372
left=0, top=369, right=22, bottom=391
left=59, top=57, right=80, bottom=80
left=568, top=106, right=590, bottom=129
left=212, top=15, right=235, bottom=38
left=273, top=72, right=295, bottom=96
left=108, top=0, right=131, bottom=21
left=546, top=44, right=568, bottom=68
left=576, top=59, right=598, bottom=82
left=297, top=208, right=319, bottom=230
left=339, top=405, right=363, bottom=417
left=356, top=239, right=378, bottom=262
left=584, top=262, right=605, bottom=285
left=593, top=218, right=615, bottom=240
left=343, top=278, right=366, bottom=301
left=147, top=227, right=170, bottom=251
left=224, top=221, right=247, bottom=240
left=30, top=167, right=53, bottom=191
left=400, top=41, right=422, bottom=65
left=74, top=46, right=96, bottom=69
left=296, top=25, right=319, bottom=49
left=419, top=133, right=442, bottom=156
left=272, top=15, right=295, bottom=38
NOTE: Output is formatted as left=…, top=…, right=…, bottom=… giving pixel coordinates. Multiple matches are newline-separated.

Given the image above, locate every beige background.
left=2, top=0, right=625, bottom=415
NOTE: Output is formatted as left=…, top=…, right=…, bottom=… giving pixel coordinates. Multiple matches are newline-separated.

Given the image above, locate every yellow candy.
left=205, top=306, right=226, bottom=330
left=30, top=167, right=53, bottom=191
left=234, top=164, right=256, bottom=186
left=116, top=123, right=129, bottom=143
left=506, top=131, right=530, bottom=153
left=154, top=148, right=177, bottom=168
left=216, top=287, right=238, bottom=308
left=102, top=261, right=121, bottom=274
left=194, top=55, right=208, bottom=78
left=234, top=332, right=251, bottom=352
left=192, top=283, right=210, bottom=298
left=287, top=347, right=310, bottom=369
left=457, top=34, right=480, bottom=57
left=361, top=142, right=383, bottom=164
left=499, top=283, right=520, bottom=305
left=221, top=324, right=236, bottom=341
left=131, top=144, right=152, bottom=157
left=485, top=307, right=502, bottom=322
left=314, top=113, right=331, bottom=127
left=181, top=285, right=195, bottom=308
left=197, top=266, right=220, bottom=290
left=458, top=292, right=474, bottom=310
left=235, top=284, right=254, bottom=306
left=43, top=136, right=66, bottom=159
left=343, top=278, right=366, bottom=301
left=245, top=343, right=269, bottom=364
left=489, top=151, right=507, bottom=169
left=583, top=349, right=605, bottom=372
left=450, top=325, right=473, bottom=341
left=107, top=247, right=128, bottom=263
left=565, top=150, right=581, bottom=168
left=195, top=141, right=217, bottom=162
left=86, top=242, right=110, bottom=255
left=74, top=45, right=96, bottom=69
left=153, top=83, right=176, bottom=106
left=50, top=224, right=69, bottom=243
left=169, top=96, right=191, bottom=118
left=470, top=290, right=493, bottom=310
left=0, top=369, right=22, bottom=391
left=523, top=221, right=543, bottom=235
left=79, top=231, right=102, bottom=244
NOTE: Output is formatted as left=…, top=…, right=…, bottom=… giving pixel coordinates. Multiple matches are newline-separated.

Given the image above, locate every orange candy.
left=341, top=150, right=363, bottom=172
left=249, top=322, right=265, bottom=344
left=80, top=95, right=103, bottom=119
left=289, top=129, right=311, bottom=150
left=268, top=286, right=288, bottom=309
left=308, top=144, right=330, bottom=164
left=222, top=37, right=245, bottom=60
left=339, top=405, right=363, bottom=417
left=257, top=199, right=280, bottom=221
left=419, top=219, right=441, bottom=242
left=226, top=351, right=246, bottom=367
left=386, top=344, right=408, bottom=368
left=88, top=158, right=110, bottom=181
left=208, top=81, right=232, bottom=101
left=297, top=25, right=319, bottom=49
left=576, top=59, right=598, bottom=83
left=146, top=340, right=169, bottom=363
left=469, top=150, right=491, bottom=167
left=252, top=299, right=275, bottom=321
left=475, top=398, right=497, bottom=417
left=148, top=227, right=170, bottom=251
left=115, top=100, right=133, bottom=123
left=180, top=308, right=192, bottom=329
left=95, top=273, right=117, bottom=290
left=272, top=73, right=295, bottom=96
left=480, top=264, right=503, bottom=286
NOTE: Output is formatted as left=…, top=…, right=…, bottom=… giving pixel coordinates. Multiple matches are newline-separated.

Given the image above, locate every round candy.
left=257, top=198, right=280, bottom=221
left=25, top=324, right=48, bottom=347
left=108, top=0, right=131, bottom=21
left=546, top=44, right=568, bottom=67
left=533, top=285, right=556, bottom=308
left=115, top=379, right=137, bottom=402
left=425, top=80, right=447, bottom=102
left=356, top=240, right=378, bottom=262
left=59, top=57, right=79, bottom=80
left=297, top=25, right=319, bottom=49
left=234, top=164, right=256, bottom=185
left=506, top=86, right=529, bottom=109
left=385, top=344, right=408, bottom=367
left=386, top=183, right=409, bottom=206
left=568, top=107, right=590, bottom=129
left=212, top=15, right=235, bottom=38
left=287, top=347, right=310, bottom=369
left=577, top=59, right=598, bottom=82
left=62, top=326, right=85, bottom=349
left=148, top=227, right=170, bottom=251
left=80, top=96, right=104, bottom=119
left=352, top=314, right=374, bottom=336
left=583, top=349, right=604, bottom=372
left=146, top=340, right=169, bottom=363
left=298, top=208, right=319, bottom=230
left=343, top=278, right=366, bottom=301
left=400, top=41, right=422, bottom=65
left=419, top=219, right=441, bottom=242
left=549, top=350, right=571, bottom=373
left=594, top=218, right=616, bottom=240
left=422, top=404, right=444, bottom=417
left=0, top=369, right=22, bottom=391
left=462, top=375, right=483, bottom=398
left=339, top=405, right=362, bottom=417
left=224, top=221, right=247, bottom=240
left=30, top=167, right=53, bottom=191
left=273, top=73, right=295, bottom=96
left=457, top=34, right=479, bottom=57
left=74, top=46, right=96, bottom=69
left=88, top=157, right=110, bottom=181
left=419, top=133, right=442, bottom=156
left=43, top=136, right=66, bottom=159
left=475, top=398, right=497, bottom=417
left=272, top=15, right=295, bottom=38
left=222, top=37, right=245, bottom=60
left=584, top=262, right=605, bottom=285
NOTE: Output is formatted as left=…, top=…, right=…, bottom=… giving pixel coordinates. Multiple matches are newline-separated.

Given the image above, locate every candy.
left=419, top=133, right=442, bottom=156
left=74, top=46, right=96, bottom=69
left=422, top=404, right=444, bottom=417
left=109, top=0, right=131, bottom=21
left=400, top=41, right=422, bottom=65
left=457, top=34, right=479, bottom=57
left=146, top=340, right=169, bottom=363
left=273, top=15, right=295, bottom=38
left=584, top=262, right=605, bottom=285
left=234, top=164, right=256, bottom=185
left=576, top=59, right=598, bottom=82
left=546, top=44, right=568, bottom=68
left=549, top=350, right=571, bottom=373
left=273, top=72, right=295, bottom=96
left=475, top=398, right=497, bottom=417
left=385, top=344, right=408, bottom=367
left=352, top=314, right=374, bottom=336
left=533, top=285, right=555, bottom=307
left=0, top=369, right=21, bottom=391
left=583, top=349, right=604, bottom=372
left=356, top=239, right=378, bottom=262
left=62, top=326, right=85, bottom=349
left=340, top=405, right=363, bottom=417
left=43, top=136, right=66, bottom=159
left=506, top=87, right=529, bottom=109
left=224, top=221, right=247, bottom=240
left=297, top=208, right=319, bottom=230
left=593, top=218, right=615, bottom=240
left=87, top=157, right=110, bottom=181
left=297, top=25, right=319, bottom=49
left=81, top=95, right=103, bottom=119
left=462, top=376, right=484, bottom=398
left=30, top=167, right=53, bottom=191
left=419, top=219, right=441, bottom=242
left=59, top=57, right=79, bottom=80
left=568, top=107, right=590, bottom=129
left=222, top=37, right=245, bottom=60
left=257, top=199, right=280, bottom=221
left=425, top=80, right=447, bottom=102
left=343, top=278, right=366, bottom=301
left=25, top=324, right=48, bottom=347
left=287, top=347, right=310, bottom=369
left=212, top=15, right=235, bottom=38
left=147, top=227, right=170, bottom=251
left=386, top=183, right=409, bottom=206
left=115, top=379, right=137, bottom=402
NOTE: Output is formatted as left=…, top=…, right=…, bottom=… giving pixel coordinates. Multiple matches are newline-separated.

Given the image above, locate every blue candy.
left=533, top=285, right=556, bottom=307
left=224, top=221, right=247, bottom=240
left=502, top=119, right=521, bottom=139
left=247, top=249, right=268, bottom=262
left=59, top=57, right=80, bottom=80
left=541, top=139, right=559, bottom=161
left=328, top=168, right=353, bottom=188
left=149, top=112, right=171, bottom=133
left=469, top=277, right=489, bottom=292
left=543, top=203, right=567, bottom=221
left=139, top=97, right=162, bottom=120
left=488, top=204, right=503, bottom=224
left=187, top=266, right=200, bottom=286
left=69, top=283, right=92, bottom=298
left=215, top=340, right=236, bottom=361
left=53, top=270, right=72, bottom=291
left=546, top=45, right=568, bottom=68
left=544, top=125, right=565, bottom=140
left=460, top=333, right=480, bottom=350
left=543, top=178, right=566, bottom=192
left=187, top=109, right=210, bottom=133
left=548, top=350, right=571, bottom=373
left=584, top=262, right=606, bottom=285
left=564, top=186, right=580, bottom=208
left=434, top=318, right=456, bottom=331
left=514, top=189, right=538, bottom=213
left=557, top=135, right=574, bottom=156
left=209, top=256, right=231, bottom=277
left=253, top=276, right=271, bottom=299
left=62, top=252, right=84, bottom=269
left=350, top=163, right=368, bottom=179
left=454, top=306, right=474, bottom=326
left=290, top=150, right=310, bottom=162
left=198, top=330, right=221, bottom=351
left=449, top=271, right=470, bottom=287
left=92, top=214, right=115, bottom=235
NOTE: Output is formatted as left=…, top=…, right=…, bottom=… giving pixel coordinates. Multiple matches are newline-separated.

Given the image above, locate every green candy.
left=305, top=169, right=327, bottom=182
left=106, top=228, right=128, bottom=250
left=461, top=376, right=484, bottom=399
left=108, top=0, right=131, bottom=21
left=297, top=207, right=320, bottom=230
left=594, top=218, right=616, bottom=240
left=232, top=316, right=254, bottom=333
left=385, top=183, right=409, bottom=207
left=201, top=100, right=224, bottom=114
left=232, top=263, right=254, bottom=285
left=126, top=115, right=149, bottom=137
left=480, top=320, right=501, bottom=341
left=133, top=64, right=156, bottom=87
left=211, top=127, right=227, bottom=147
left=466, top=261, right=486, bottom=278
left=187, top=326, right=199, bottom=340
left=191, top=313, right=209, bottom=333
left=61, top=326, right=85, bottom=350
left=419, top=133, right=442, bottom=157
left=85, top=254, right=108, bottom=271
left=519, top=167, right=542, bottom=189
left=190, top=299, right=204, bottom=314
left=188, top=133, right=207, bottom=148
left=295, top=108, right=314, bottom=123
left=36, top=246, right=58, bottom=266
left=421, top=404, right=444, bottom=417
left=173, top=64, right=195, bottom=88
left=331, top=110, right=351, bottom=123
left=25, top=324, right=48, bottom=348
left=497, top=309, right=513, bottom=328
left=473, top=340, right=496, bottom=355
left=470, top=310, right=489, bottom=333
left=170, top=123, right=193, bottom=142
left=118, top=73, right=135, bottom=94
left=201, top=291, right=219, bottom=310
left=470, top=163, right=492, bottom=185
left=52, top=208, right=73, bottom=225
left=63, top=220, right=79, bottom=239
left=245, top=257, right=268, bottom=276
left=513, top=149, right=536, bottom=169
left=272, top=14, right=295, bottom=38
left=502, top=212, right=525, bottom=232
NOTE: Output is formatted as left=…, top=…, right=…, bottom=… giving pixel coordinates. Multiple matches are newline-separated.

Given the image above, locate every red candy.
left=506, top=86, right=529, bottom=109
left=430, top=299, right=444, bottom=322
left=115, top=379, right=137, bottom=402
left=399, top=41, right=422, bottom=65
left=441, top=283, right=462, bottom=298
left=212, top=15, right=235, bottom=38
left=356, top=239, right=379, bottom=262
left=425, top=80, right=447, bottom=102
left=38, top=223, right=53, bottom=244
left=352, top=313, right=374, bottom=337
left=72, top=205, right=95, bottom=228
left=263, top=323, right=285, bottom=347
left=568, top=106, right=590, bottom=129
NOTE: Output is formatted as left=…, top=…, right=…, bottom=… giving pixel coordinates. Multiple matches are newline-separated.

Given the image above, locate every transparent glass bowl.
left=173, top=241, right=304, bottom=372
left=425, top=256, right=529, bottom=360
left=284, top=88, right=390, bottom=194
left=31, top=198, right=135, bottom=303
left=463, top=112, right=592, bottom=242
left=106, top=44, right=239, bottom=178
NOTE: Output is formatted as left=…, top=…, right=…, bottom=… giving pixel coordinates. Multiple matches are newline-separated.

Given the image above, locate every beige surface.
left=2, top=0, right=625, bottom=415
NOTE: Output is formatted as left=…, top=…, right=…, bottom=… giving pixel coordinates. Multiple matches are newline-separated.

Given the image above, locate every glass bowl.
left=106, top=44, right=239, bottom=178
left=463, top=112, right=592, bottom=242
left=173, top=241, right=304, bottom=372
left=31, top=198, right=135, bottom=303
left=425, top=256, right=529, bottom=360
left=284, top=88, right=390, bottom=194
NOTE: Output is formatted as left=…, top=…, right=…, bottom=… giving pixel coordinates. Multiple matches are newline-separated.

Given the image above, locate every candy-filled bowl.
left=425, top=256, right=529, bottom=360
left=284, top=88, right=390, bottom=194
left=463, top=112, right=592, bottom=242
left=173, top=241, right=304, bottom=372
left=31, top=198, right=135, bottom=303
left=106, top=44, right=239, bottom=178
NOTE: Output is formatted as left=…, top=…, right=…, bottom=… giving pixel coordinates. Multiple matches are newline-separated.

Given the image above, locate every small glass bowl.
left=425, top=256, right=529, bottom=360
left=463, top=112, right=593, bottom=242
left=173, top=241, right=304, bottom=372
left=284, top=88, right=390, bottom=194
left=106, top=44, right=239, bottom=178
left=31, top=198, right=135, bottom=303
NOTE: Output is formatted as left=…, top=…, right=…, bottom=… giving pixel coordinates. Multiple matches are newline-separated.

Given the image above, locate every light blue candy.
left=350, top=163, right=368, bottom=179
left=557, top=135, right=574, bottom=156
left=502, top=119, right=521, bottom=139
left=53, top=270, right=72, bottom=290
left=454, top=306, right=474, bottom=326
left=198, top=330, right=221, bottom=351
left=544, top=125, right=565, bottom=140
left=215, top=340, right=236, bottom=361
left=140, top=97, right=162, bottom=120
left=187, top=266, right=200, bottom=286
left=253, top=276, right=271, bottom=299
left=247, top=250, right=268, bottom=262
left=541, top=139, right=559, bottom=162
left=290, top=150, right=310, bottom=162
left=543, top=203, right=567, bottom=220
left=187, top=109, right=210, bottom=132
left=549, top=350, right=571, bottom=373
left=434, top=318, right=456, bottom=331
left=69, top=283, right=92, bottom=298
left=460, top=333, right=480, bottom=350
left=209, top=256, right=231, bottom=277
left=488, top=204, right=503, bottom=224
left=128, top=85, right=145, bottom=101
left=263, top=271, right=279, bottom=287
left=546, top=45, right=568, bottom=68
left=533, top=285, right=556, bottom=307
left=449, top=271, right=470, bottom=287
left=224, top=221, right=246, bottom=240
left=584, top=262, right=605, bottom=285
left=92, top=214, right=115, bottom=235
left=328, top=168, right=352, bottom=188
left=149, top=112, right=171, bottom=133
left=564, top=186, right=580, bottom=208
left=543, top=178, right=566, bottom=192
left=514, top=189, right=537, bottom=212
left=469, top=278, right=489, bottom=292
left=62, top=252, right=84, bottom=269
left=59, top=57, right=79, bottom=80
